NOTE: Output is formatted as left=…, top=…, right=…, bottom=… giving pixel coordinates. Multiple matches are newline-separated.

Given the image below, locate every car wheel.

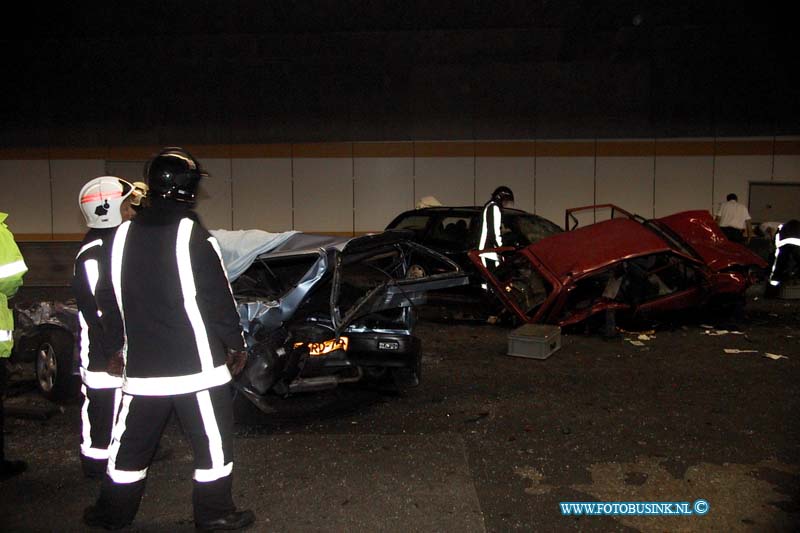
left=34, top=330, right=76, bottom=403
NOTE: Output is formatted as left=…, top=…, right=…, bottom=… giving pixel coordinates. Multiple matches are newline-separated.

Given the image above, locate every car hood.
left=523, top=218, right=671, bottom=279
left=654, top=210, right=768, bottom=271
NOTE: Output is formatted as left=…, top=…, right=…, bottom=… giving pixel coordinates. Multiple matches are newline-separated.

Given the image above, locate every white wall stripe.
left=7, top=138, right=800, bottom=236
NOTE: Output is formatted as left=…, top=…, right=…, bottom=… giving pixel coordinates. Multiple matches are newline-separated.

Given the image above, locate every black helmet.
left=144, top=147, right=208, bottom=204
left=491, top=185, right=514, bottom=204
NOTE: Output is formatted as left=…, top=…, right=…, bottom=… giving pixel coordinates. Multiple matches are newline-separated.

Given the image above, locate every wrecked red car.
left=469, top=205, right=768, bottom=328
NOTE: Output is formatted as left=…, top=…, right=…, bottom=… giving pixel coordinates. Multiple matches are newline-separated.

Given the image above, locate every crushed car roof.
left=526, top=218, right=672, bottom=279
left=655, top=210, right=768, bottom=271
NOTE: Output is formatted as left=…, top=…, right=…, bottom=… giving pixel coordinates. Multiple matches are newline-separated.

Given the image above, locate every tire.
left=33, top=329, right=76, bottom=403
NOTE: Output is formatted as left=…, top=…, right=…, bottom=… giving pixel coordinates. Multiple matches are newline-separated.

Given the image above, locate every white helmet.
left=78, top=176, right=134, bottom=228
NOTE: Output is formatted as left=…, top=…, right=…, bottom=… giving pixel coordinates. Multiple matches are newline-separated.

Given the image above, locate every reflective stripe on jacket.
left=0, top=293, right=13, bottom=357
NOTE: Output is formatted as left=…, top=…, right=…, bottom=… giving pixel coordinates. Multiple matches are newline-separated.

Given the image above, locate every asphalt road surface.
left=2, top=293, right=799, bottom=532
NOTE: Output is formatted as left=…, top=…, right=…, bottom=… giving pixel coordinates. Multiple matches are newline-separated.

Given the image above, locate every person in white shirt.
left=714, top=193, right=752, bottom=244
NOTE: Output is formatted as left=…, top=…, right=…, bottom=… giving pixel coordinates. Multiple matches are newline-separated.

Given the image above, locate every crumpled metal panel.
left=237, top=249, right=330, bottom=339
left=236, top=299, right=283, bottom=334
left=13, top=299, right=78, bottom=342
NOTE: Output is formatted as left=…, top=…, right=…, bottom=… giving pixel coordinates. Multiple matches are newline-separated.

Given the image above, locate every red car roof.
left=526, top=218, right=672, bottom=279
left=655, top=210, right=768, bottom=271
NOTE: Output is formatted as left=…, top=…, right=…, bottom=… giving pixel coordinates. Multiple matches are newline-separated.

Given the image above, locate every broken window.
left=491, top=252, right=552, bottom=317
left=233, top=254, right=319, bottom=300
left=559, top=252, right=702, bottom=321
left=428, top=216, right=473, bottom=249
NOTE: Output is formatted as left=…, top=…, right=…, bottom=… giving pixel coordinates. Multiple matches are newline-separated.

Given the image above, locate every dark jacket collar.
left=134, top=199, right=201, bottom=226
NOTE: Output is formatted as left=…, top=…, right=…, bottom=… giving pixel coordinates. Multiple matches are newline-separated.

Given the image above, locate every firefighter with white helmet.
left=72, top=176, right=136, bottom=478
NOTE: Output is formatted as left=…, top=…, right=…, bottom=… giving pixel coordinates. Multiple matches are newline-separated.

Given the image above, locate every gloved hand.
left=226, top=347, right=248, bottom=376
left=106, top=350, right=124, bottom=377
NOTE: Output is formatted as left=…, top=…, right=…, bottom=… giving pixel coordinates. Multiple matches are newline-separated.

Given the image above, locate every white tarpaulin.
left=210, top=229, right=300, bottom=281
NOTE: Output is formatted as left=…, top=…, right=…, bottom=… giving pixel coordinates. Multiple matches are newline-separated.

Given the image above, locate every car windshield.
left=639, top=218, right=701, bottom=261
left=389, top=214, right=429, bottom=239
left=427, top=215, right=474, bottom=249
left=506, top=214, right=563, bottom=246
left=387, top=209, right=562, bottom=250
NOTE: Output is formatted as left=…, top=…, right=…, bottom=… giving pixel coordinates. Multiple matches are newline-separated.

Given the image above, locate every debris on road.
left=626, top=339, right=646, bottom=346
left=704, top=329, right=744, bottom=336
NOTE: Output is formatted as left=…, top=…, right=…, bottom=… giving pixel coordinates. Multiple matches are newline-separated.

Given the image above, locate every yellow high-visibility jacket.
left=0, top=212, right=28, bottom=357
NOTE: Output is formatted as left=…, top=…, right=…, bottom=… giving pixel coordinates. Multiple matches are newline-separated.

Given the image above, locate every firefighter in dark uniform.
left=73, top=176, right=137, bottom=479
left=768, top=219, right=800, bottom=294
left=478, top=185, right=514, bottom=268
left=83, top=148, right=255, bottom=531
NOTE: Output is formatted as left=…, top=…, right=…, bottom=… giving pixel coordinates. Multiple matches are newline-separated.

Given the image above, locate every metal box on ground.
left=507, top=324, right=561, bottom=360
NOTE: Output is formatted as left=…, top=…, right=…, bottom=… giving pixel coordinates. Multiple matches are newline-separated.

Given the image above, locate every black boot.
left=83, top=505, right=132, bottom=530
left=0, top=459, right=27, bottom=481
